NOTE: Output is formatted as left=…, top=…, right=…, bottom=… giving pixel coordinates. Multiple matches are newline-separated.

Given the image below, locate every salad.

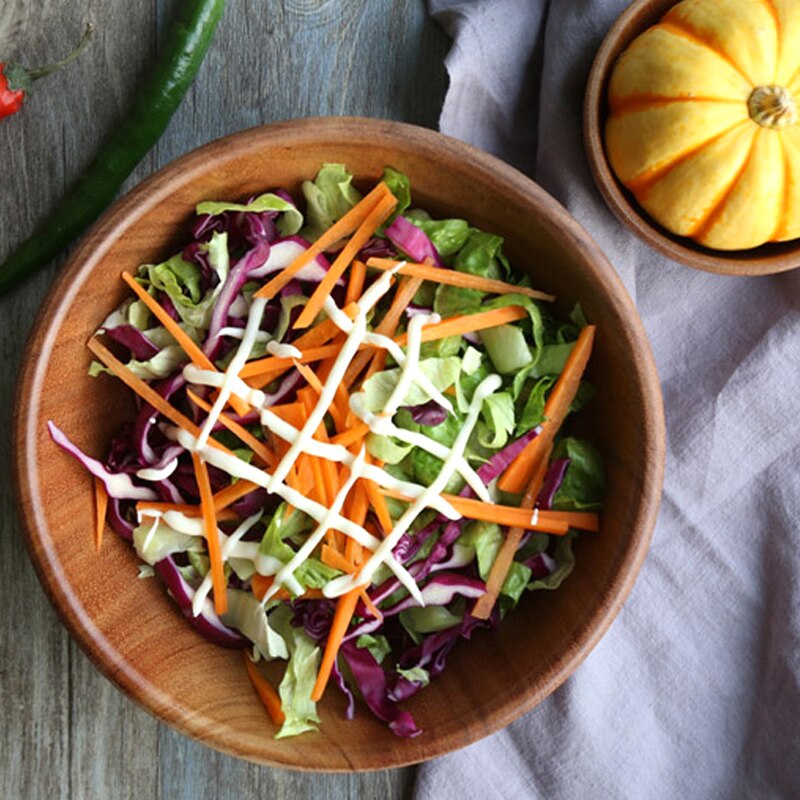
left=50, top=164, right=604, bottom=738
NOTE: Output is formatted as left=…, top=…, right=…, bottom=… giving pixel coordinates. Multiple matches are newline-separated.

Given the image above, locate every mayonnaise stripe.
left=323, top=373, right=503, bottom=599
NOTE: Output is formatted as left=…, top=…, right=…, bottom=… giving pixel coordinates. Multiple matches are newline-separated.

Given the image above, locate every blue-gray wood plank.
left=0, top=2, right=448, bottom=797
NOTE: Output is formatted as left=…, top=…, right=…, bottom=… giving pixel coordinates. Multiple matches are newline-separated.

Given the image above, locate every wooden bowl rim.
left=14, top=116, right=665, bottom=770
left=583, top=0, right=800, bottom=276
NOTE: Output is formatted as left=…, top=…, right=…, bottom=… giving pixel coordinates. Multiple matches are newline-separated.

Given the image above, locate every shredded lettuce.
left=528, top=532, right=577, bottom=591
left=400, top=604, right=463, bottom=640
left=258, top=504, right=342, bottom=592
left=406, top=216, right=470, bottom=257
left=382, top=167, right=411, bottom=219
left=221, top=589, right=288, bottom=660
left=196, top=192, right=303, bottom=236
left=356, top=634, right=392, bottom=665
left=133, top=522, right=203, bottom=565
left=361, top=356, right=460, bottom=412
left=140, top=232, right=230, bottom=330
left=479, top=392, right=515, bottom=448
left=458, top=521, right=532, bottom=605
left=551, top=438, right=605, bottom=511
left=271, top=607, right=322, bottom=738
left=302, top=163, right=362, bottom=241
left=480, top=323, right=533, bottom=375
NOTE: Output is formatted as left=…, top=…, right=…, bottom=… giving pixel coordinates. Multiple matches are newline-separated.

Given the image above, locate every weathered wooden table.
left=0, top=2, right=448, bottom=796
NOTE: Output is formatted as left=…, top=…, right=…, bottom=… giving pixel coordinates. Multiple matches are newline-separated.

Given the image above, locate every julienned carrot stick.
left=186, top=390, right=276, bottom=467
left=243, top=651, right=286, bottom=726
left=120, top=271, right=249, bottom=418
left=250, top=574, right=325, bottom=602
left=211, top=480, right=261, bottom=512
left=93, top=476, right=108, bottom=553
left=498, top=325, right=596, bottom=494
left=294, top=192, right=397, bottom=329
left=239, top=343, right=341, bottom=378
left=366, top=258, right=556, bottom=302
left=292, top=360, right=346, bottom=432
left=191, top=452, right=228, bottom=616
left=254, top=182, right=391, bottom=301
left=331, top=421, right=370, bottom=448
left=86, top=338, right=234, bottom=457
left=321, top=544, right=356, bottom=574
left=241, top=305, right=529, bottom=381
left=345, top=260, right=367, bottom=306
left=311, top=588, right=360, bottom=702
left=471, top=445, right=552, bottom=620
left=394, top=305, right=528, bottom=347
left=362, top=455, right=393, bottom=535
left=379, top=487, right=595, bottom=533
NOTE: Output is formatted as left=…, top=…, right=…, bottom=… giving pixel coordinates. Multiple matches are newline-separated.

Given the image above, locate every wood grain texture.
left=584, top=0, right=800, bottom=275
left=15, top=117, right=665, bottom=771
left=0, top=1, right=446, bottom=797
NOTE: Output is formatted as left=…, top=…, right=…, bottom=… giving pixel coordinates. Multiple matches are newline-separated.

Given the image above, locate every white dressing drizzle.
left=165, top=426, right=422, bottom=601
left=261, top=448, right=367, bottom=604
left=381, top=312, right=440, bottom=416
left=217, top=326, right=270, bottom=342
left=265, top=268, right=398, bottom=491
left=323, top=373, right=502, bottom=599
left=350, top=395, right=490, bottom=502
left=266, top=340, right=303, bottom=359
left=192, top=296, right=267, bottom=450
left=169, top=257, right=514, bottom=611
left=136, top=458, right=179, bottom=482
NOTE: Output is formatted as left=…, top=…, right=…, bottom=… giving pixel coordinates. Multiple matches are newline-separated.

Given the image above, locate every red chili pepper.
left=0, top=23, right=93, bottom=121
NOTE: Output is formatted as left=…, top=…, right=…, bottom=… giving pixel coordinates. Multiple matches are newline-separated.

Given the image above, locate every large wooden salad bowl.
left=14, top=117, right=665, bottom=770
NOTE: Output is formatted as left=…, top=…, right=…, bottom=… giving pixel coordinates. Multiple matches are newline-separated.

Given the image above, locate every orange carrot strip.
left=471, top=447, right=552, bottom=620
left=294, top=454, right=315, bottom=495
left=243, top=652, right=285, bottom=725
left=187, top=390, right=276, bottom=467
left=239, top=343, right=341, bottom=378
left=345, top=259, right=367, bottom=306
left=86, top=338, right=233, bottom=456
left=380, top=488, right=583, bottom=534
left=294, top=192, right=397, bottom=329
left=311, top=588, right=360, bottom=702
left=243, top=307, right=528, bottom=383
left=321, top=544, right=356, bottom=573
left=243, top=307, right=360, bottom=390
left=254, top=183, right=391, bottom=300
left=360, top=590, right=382, bottom=621
left=363, top=456, right=394, bottom=535
left=211, top=480, right=261, bottom=512
left=93, top=477, right=108, bottom=553
left=366, top=258, right=556, bottom=302
left=191, top=452, right=228, bottom=616
left=498, top=325, right=596, bottom=493
left=251, top=575, right=325, bottom=602
left=394, top=305, right=528, bottom=347
left=120, top=271, right=249, bottom=417
left=331, top=422, right=370, bottom=448
left=292, top=360, right=346, bottom=432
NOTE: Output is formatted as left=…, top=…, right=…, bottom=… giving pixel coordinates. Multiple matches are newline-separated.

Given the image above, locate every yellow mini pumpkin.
left=605, top=0, right=800, bottom=250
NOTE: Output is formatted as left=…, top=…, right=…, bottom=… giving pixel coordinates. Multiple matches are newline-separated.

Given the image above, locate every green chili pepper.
left=0, top=0, right=226, bottom=296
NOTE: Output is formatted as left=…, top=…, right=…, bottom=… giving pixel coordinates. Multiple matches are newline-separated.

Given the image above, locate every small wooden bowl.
left=584, top=0, right=800, bottom=275
left=14, top=117, right=665, bottom=770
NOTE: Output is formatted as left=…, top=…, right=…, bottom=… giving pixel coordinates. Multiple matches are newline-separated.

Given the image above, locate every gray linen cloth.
left=417, top=2, right=800, bottom=798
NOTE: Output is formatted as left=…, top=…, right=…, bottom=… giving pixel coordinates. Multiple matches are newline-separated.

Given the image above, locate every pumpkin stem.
left=748, top=85, right=798, bottom=129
